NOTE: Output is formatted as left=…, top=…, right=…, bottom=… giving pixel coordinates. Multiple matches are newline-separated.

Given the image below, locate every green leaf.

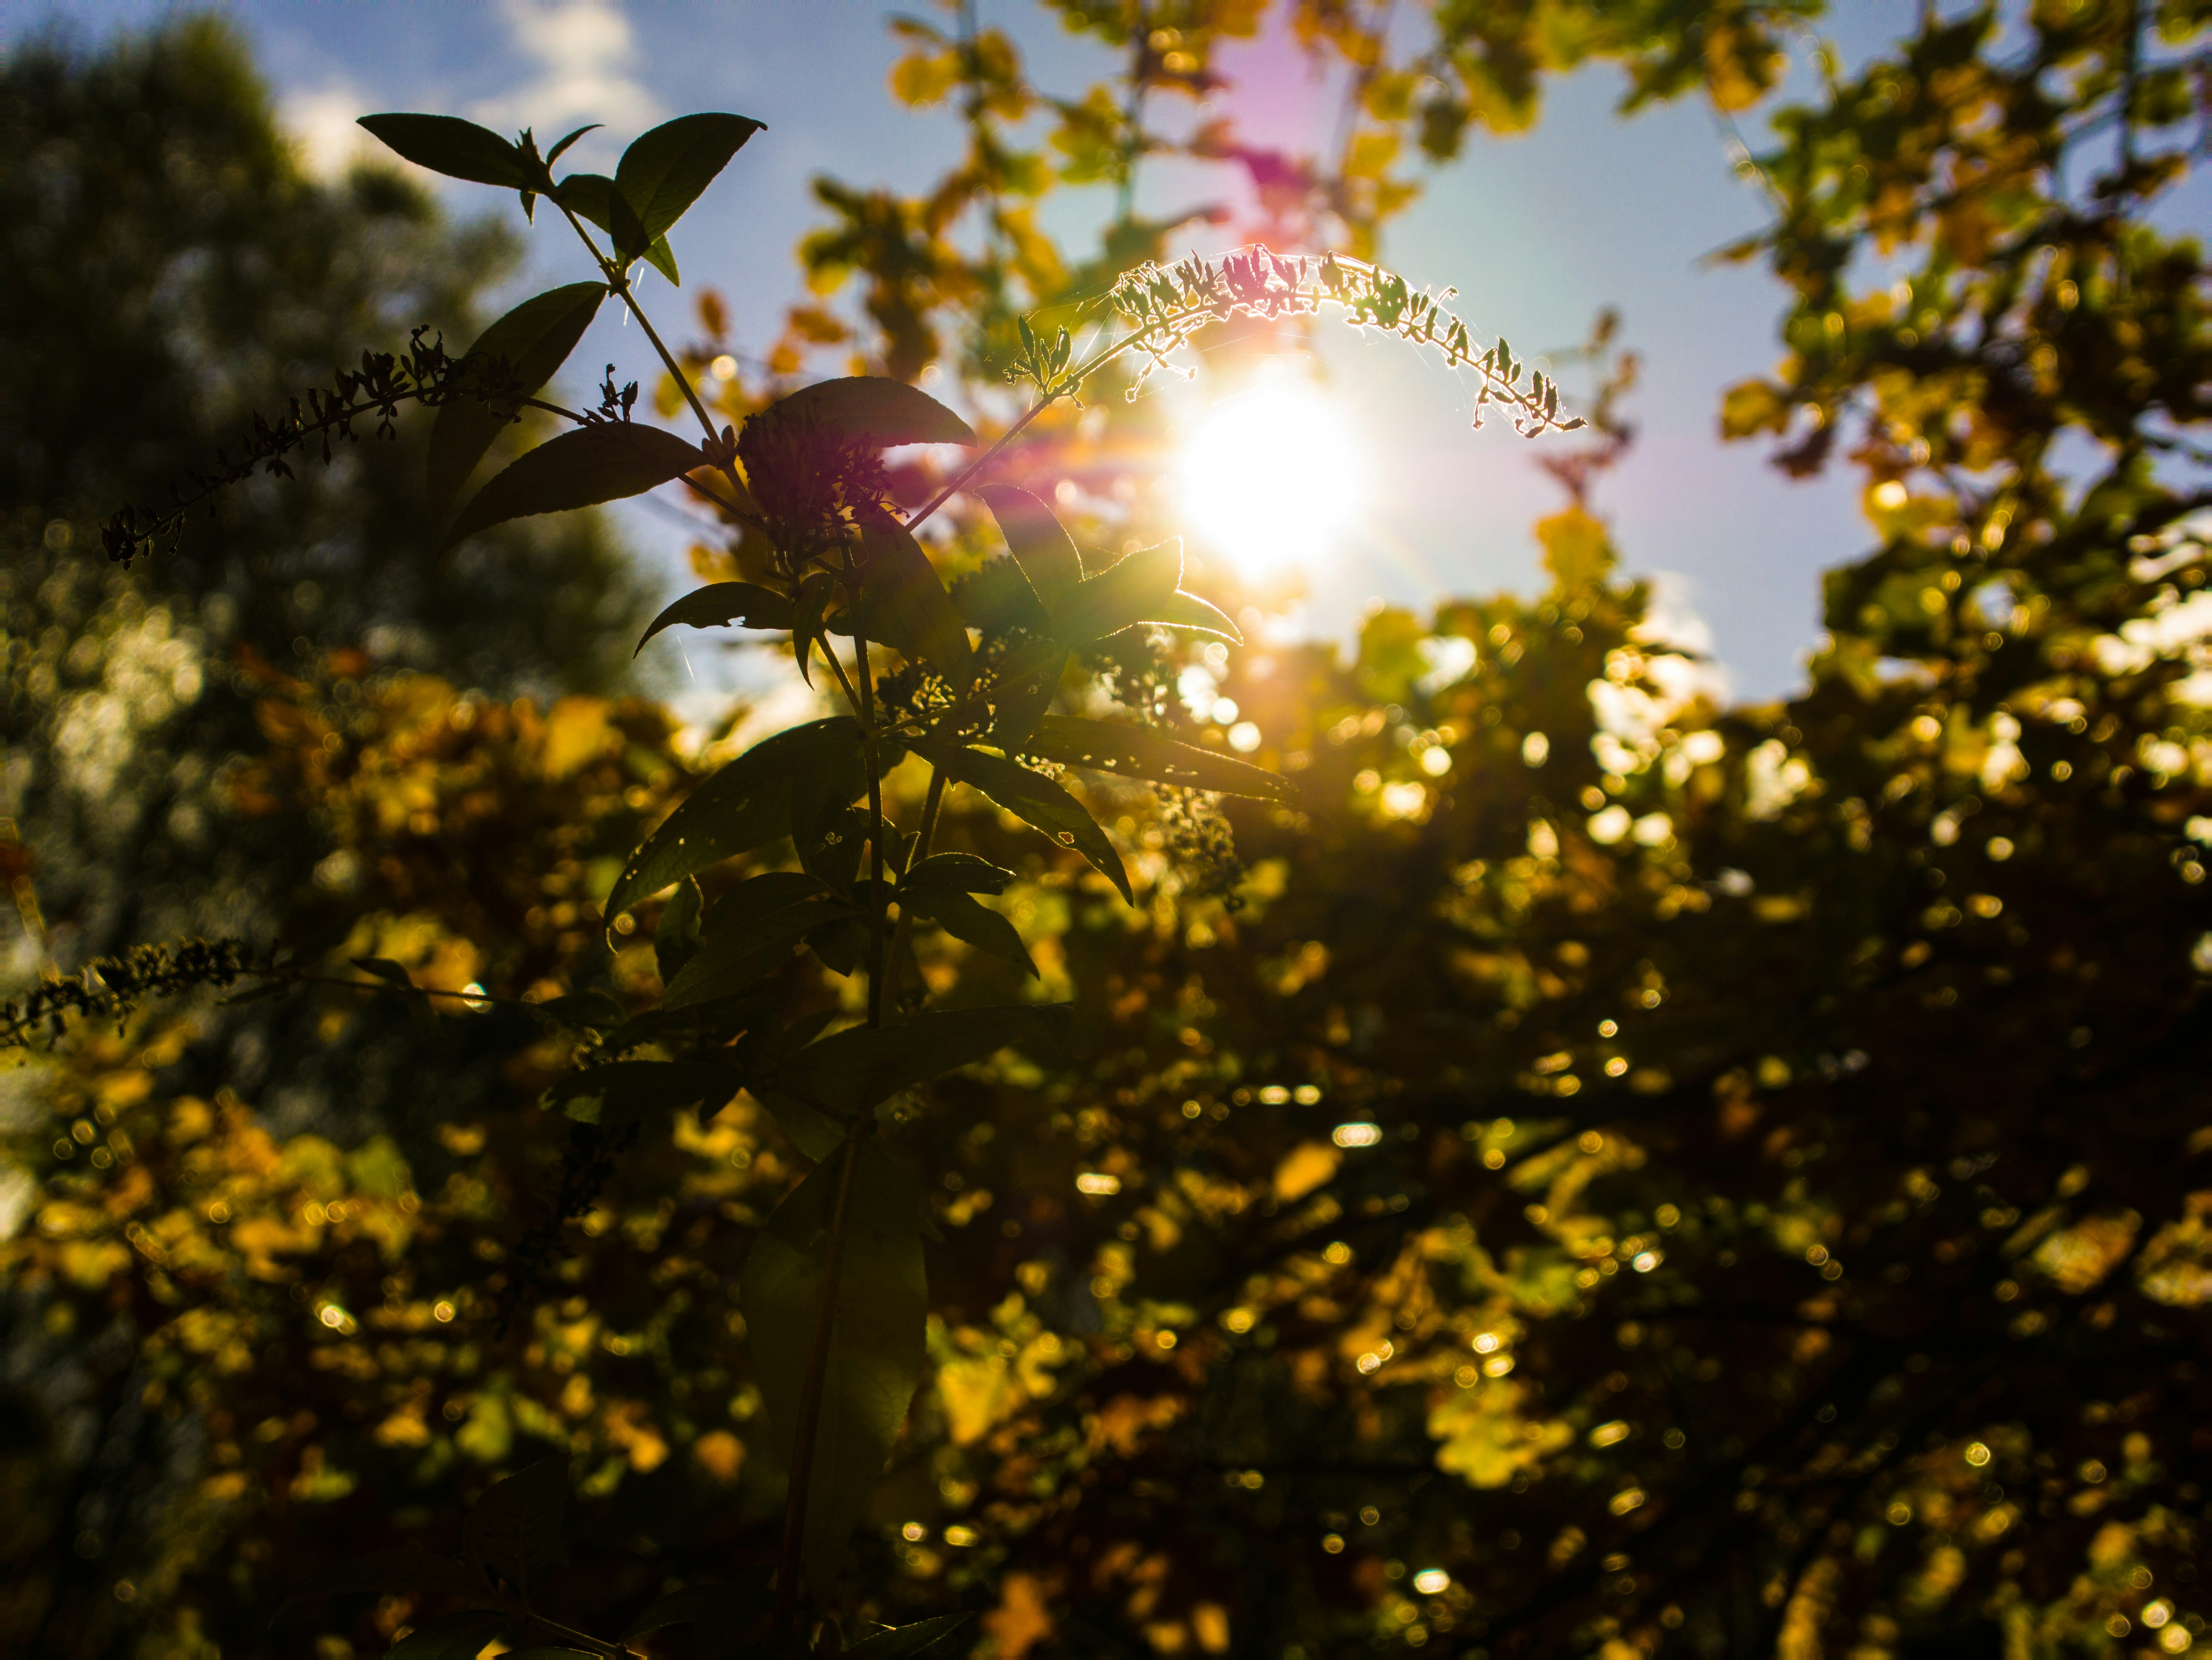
left=741, top=1137, right=929, bottom=1592
left=1150, top=588, right=1243, bottom=642
left=553, top=173, right=679, bottom=283
left=429, top=282, right=607, bottom=518
left=976, top=484, right=1081, bottom=604
left=445, top=423, right=705, bottom=549
left=1026, top=715, right=1292, bottom=801
left=904, top=888, right=1037, bottom=977
left=351, top=956, right=413, bottom=988
left=616, top=112, right=765, bottom=245
left=357, top=114, right=532, bottom=189
left=635, top=582, right=795, bottom=656
left=989, top=646, right=1066, bottom=750
left=605, top=718, right=867, bottom=924
left=845, top=1614, right=972, bottom=1659
left=1049, top=537, right=1183, bottom=643
left=544, top=123, right=600, bottom=167
left=903, top=852, right=1016, bottom=896
left=461, top=1456, right=567, bottom=1599
left=542, top=1061, right=745, bottom=1128
left=530, top=990, right=627, bottom=1031
left=276, top=1551, right=491, bottom=1620
left=766, top=376, right=978, bottom=447
left=951, top=556, right=1049, bottom=634
left=655, top=876, right=705, bottom=984
left=790, top=570, right=837, bottom=685
left=921, top=742, right=1132, bottom=902
left=776, top=1004, right=1072, bottom=1113
left=857, top=518, right=975, bottom=689
left=664, top=891, right=855, bottom=1010
left=388, top=1609, right=513, bottom=1660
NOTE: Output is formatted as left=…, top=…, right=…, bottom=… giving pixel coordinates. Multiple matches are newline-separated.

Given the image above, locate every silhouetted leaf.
left=350, top=956, right=413, bottom=987
left=664, top=891, right=855, bottom=1009
left=544, top=123, right=600, bottom=167
left=903, top=887, right=1037, bottom=976
left=922, top=742, right=1132, bottom=901
left=542, top=1062, right=744, bottom=1129
left=858, top=518, right=974, bottom=689
left=976, top=483, right=1081, bottom=603
left=624, top=1576, right=773, bottom=1641
left=357, top=114, right=532, bottom=189
left=553, top=172, right=679, bottom=283
left=903, top=852, right=1016, bottom=895
left=742, top=1136, right=928, bottom=1593
left=461, top=1456, right=567, bottom=1599
left=655, top=875, right=705, bottom=983
left=766, top=376, right=977, bottom=447
left=616, top=112, right=764, bottom=244
left=388, top=1609, right=514, bottom=1660
left=777, top=1004, right=1072, bottom=1113
left=429, top=282, right=607, bottom=516
left=445, top=423, right=705, bottom=549
left=845, top=1614, right=972, bottom=1658
left=604, top=718, right=868, bottom=924
left=1027, top=716, right=1292, bottom=801
left=989, top=646, right=1066, bottom=750
left=636, top=582, right=795, bottom=655
left=530, top=990, right=626, bottom=1031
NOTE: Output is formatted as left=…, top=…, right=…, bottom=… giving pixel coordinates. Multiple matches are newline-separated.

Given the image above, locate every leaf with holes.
left=635, top=582, right=795, bottom=655
left=429, top=282, right=607, bottom=516
left=921, top=742, right=1131, bottom=901
left=902, top=852, right=1016, bottom=896
left=604, top=718, right=867, bottom=924
left=742, top=1137, right=928, bottom=1592
left=616, top=112, right=764, bottom=245
left=765, top=376, right=977, bottom=447
left=1026, top=716, right=1291, bottom=801
left=445, top=423, right=705, bottom=549
left=358, top=114, right=533, bottom=189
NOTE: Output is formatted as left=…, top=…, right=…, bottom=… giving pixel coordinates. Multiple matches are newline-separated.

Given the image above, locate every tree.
left=3, top=3, right=2208, bottom=1658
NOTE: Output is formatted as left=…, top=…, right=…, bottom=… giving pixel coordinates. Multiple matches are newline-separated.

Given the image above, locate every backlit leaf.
left=1048, top=537, right=1183, bottom=643
left=445, top=423, right=706, bottom=549
left=635, top=581, right=795, bottom=655
left=903, top=852, right=1016, bottom=896
left=604, top=718, right=866, bottom=924
left=766, top=376, right=977, bottom=448
left=663, top=891, right=855, bottom=1010
left=989, top=646, right=1066, bottom=750
left=1026, top=716, right=1292, bottom=801
left=429, top=282, right=607, bottom=517
left=976, top=484, right=1081, bottom=603
left=553, top=173, right=679, bottom=283
left=357, top=114, right=532, bottom=190
left=741, top=1137, right=929, bottom=1593
left=616, top=112, right=765, bottom=243
left=654, top=876, right=704, bottom=984
left=922, top=742, right=1132, bottom=902
left=1149, top=588, right=1243, bottom=642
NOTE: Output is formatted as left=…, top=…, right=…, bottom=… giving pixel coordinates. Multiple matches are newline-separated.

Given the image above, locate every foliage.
left=4, top=3, right=2211, bottom=1659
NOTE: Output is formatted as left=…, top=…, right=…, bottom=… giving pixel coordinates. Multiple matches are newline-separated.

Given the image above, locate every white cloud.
left=472, top=0, right=664, bottom=148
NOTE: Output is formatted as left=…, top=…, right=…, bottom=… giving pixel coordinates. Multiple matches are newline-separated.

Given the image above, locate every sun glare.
left=1174, top=364, right=1364, bottom=574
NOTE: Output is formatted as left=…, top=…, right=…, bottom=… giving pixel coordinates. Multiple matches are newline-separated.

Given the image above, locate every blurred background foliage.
left=3, top=3, right=2209, bottom=1658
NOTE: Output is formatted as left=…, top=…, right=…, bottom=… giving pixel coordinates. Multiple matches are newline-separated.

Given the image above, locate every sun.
left=1174, top=362, right=1365, bottom=575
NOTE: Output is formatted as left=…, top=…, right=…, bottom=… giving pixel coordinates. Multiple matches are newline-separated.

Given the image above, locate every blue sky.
left=14, top=0, right=1951, bottom=699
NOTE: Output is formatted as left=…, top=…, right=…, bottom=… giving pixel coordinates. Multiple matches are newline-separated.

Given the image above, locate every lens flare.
left=1175, top=363, right=1364, bottom=573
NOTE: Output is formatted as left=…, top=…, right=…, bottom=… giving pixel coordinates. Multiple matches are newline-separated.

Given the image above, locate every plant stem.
left=840, top=544, right=889, bottom=1033
left=770, top=1116, right=870, bottom=1628
left=880, top=766, right=947, bottom=1013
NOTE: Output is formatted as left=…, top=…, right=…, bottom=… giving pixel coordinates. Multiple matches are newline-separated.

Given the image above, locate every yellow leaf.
left=1272, top=1141, right=1341, bottom=1204
left=1536, top=507, right=1614, bottom=592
